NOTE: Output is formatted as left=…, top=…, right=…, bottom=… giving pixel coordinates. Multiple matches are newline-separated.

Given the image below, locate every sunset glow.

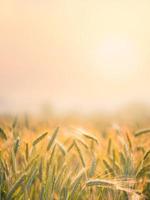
left=0, top=0, right=150, bottom=113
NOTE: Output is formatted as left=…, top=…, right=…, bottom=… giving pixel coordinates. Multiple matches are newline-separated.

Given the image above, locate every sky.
left=0, top=0, right=150, bottom=114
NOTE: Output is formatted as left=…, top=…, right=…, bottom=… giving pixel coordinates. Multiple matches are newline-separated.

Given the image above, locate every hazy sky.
left=0, top=0, right=150, bottom=113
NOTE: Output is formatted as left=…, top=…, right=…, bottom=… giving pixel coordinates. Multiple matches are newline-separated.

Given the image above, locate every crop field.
left=0, top=115, right=150, bottom=200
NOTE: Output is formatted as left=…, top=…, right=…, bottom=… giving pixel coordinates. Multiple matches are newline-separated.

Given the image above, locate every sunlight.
left=94, top=35, right=139, bottom=81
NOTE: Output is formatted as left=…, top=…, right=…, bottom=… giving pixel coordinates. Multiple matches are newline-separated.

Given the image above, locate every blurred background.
left=0, top=0, right=150, bottom=115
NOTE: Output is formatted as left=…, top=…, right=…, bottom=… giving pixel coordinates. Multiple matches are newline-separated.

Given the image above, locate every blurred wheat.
left=0, top=116, right=149, bottom=199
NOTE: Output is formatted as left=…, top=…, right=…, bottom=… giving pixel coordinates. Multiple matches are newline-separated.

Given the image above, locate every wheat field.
left=0, top=114, right=150, bottom=200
